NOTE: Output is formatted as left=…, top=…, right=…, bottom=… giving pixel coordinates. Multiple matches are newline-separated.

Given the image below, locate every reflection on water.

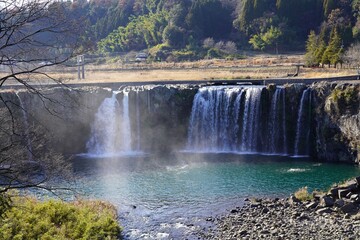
left=72, top=153, right=360, bottom=239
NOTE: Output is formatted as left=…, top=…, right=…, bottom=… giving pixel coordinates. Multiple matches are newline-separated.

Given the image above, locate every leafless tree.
left=344, top=42, right=360, bottom=68
left=0, top=0, right=85, bottom=212
left=203, top=37, right=215, bottom=49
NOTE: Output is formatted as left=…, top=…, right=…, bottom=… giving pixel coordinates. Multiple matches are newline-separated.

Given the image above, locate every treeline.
left=54, top=0, right=360, bottom=61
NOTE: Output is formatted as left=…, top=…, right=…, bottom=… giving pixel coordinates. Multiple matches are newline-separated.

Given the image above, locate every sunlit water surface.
left=72, top=153, right=360, bottom=239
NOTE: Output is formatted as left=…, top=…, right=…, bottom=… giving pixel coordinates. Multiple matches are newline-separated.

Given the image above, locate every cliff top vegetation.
left=44, top=0, right=360, bottom=64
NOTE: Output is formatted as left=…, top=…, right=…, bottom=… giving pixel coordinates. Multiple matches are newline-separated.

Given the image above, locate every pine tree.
left=323, top=0, right=335, bottom=17
left=239, top=0, right=255, bottom=31
left=328, top=28, right=342, bottom=67
left=315, top=25, right=328, bottom=67
left=322, top=27, right=342, bottom=68
left=304, top=30, right=318, bottom=66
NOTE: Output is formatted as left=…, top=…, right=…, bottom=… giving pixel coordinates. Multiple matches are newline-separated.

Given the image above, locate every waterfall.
left=187, top=86, right=264, bottom=153
left=16, top=92, right=33, bottom=161
left=186, top=85, right=313, bottom=156
left=86, top=90, right=134, bottom=156
left=267, top=87, right=287, bottom=154
left=135, top=90, right=141, bottom=151
left=121, top=91, right=132, bottom=151
left=294, top=88, right=312, bottom=156
left=240, top=87, right=263, bottom=152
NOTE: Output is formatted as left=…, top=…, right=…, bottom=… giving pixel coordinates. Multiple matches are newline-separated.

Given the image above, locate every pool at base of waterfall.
left=72, top=152, right=360, bottom=239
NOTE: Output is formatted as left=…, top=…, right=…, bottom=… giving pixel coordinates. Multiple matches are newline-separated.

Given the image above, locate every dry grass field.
left=1, top=54, right=358, bottom=85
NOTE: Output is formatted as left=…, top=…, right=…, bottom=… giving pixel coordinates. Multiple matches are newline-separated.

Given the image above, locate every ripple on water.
left=286, top=168, right=311, bottom=173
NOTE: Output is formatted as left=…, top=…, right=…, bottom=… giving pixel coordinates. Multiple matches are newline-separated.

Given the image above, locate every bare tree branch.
left=0, top=0, right=86, bottom=205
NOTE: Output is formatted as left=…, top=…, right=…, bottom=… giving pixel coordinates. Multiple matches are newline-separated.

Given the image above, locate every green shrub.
left=294, top=187, right=313, bottom=201
left=330, top=86, right=357, bottom=105
left=329, top=86, right=359, bottom=114
left=170, top=50, right=199, bottom=61
left=206, top=48, right=223, bottom=59
left=0, top=196, right=122, bottom=240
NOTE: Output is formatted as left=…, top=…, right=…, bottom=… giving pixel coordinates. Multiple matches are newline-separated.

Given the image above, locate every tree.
left=276, top=0, right=323, bottom=38
left=203, top=37, right=215, bottom=49
left=315, top=25, right=328, bottom=67
left=344, top=42, right=360, bottom=67
left=323, top=0, right=335, bottom=17
left=186, top=0, right=233, bottom=39
left=323, top=27, right=343, bottom=68
left=239, top=0, right=256, bottom=31
left=249, top=26, right=282, bottom=51
left=0, top=0, right=83, bottom=212
left=352, top=0, right=360, bottom=40
left=162, top=25, right=184, bottom=48
left=305, top=30, right=319, bottom=66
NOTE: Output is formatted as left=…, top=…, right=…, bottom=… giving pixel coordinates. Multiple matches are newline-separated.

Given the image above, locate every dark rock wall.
left=126, top=84, right=198, bottom=154
left=2, top=87, right=112, bottom=155
left=312, top=83, right=360, bottom=163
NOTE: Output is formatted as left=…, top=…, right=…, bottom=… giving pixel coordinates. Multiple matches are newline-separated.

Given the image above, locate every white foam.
left=287, top=168, right=310, bottom=173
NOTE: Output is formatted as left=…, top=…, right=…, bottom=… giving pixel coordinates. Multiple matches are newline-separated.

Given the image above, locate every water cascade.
left=187, top=85, right=312, bottom=156
left=135, top=90, right=141, bottom=151
left=267, top=87, right=287, bottom=154
left=15, top=92, right=33, bottom=160
left=294, top=88, right=313, bottom=156
left=187, top=86, right=266, bottom=153
left=86, top=90, right=133, bottom=156
left=240, top=87, right=263, bottom=152
left=187, top=86, right=244, bottom=152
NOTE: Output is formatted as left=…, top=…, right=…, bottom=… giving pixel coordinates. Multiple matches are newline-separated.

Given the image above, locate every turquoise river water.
left=73, top=153, right=360, bottom=239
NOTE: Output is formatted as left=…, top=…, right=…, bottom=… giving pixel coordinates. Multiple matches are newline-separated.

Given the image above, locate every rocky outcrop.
left=202, top=176, right=360, bottom=240
left=311, top=83, right=360, bottom=163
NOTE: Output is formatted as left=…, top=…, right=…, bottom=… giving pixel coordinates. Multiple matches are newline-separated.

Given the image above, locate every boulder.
left=350, top=194, right=360, bottom=203
left=334, top=199, right=345, bottom=208
left=328, top=188, right=339, bottom=199
left=320, top=195, right=334, bottom=207
left=340, top=203, right=357, bottom=214
left=306, top=202, right=318, bottom=209
left=355, top=176, right=360, bottom=186
left=342, top=180, right=358, bottom=191
left=288, top=195, right=301, bottom=205
left=338, top=189, right=351, bottom=199
left=316, top=207, right=332, bottom=215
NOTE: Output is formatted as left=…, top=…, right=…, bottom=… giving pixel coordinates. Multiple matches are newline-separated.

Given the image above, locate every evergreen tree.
left=304, top=30, right=318, bottom=66
left=186, top=0, right=232, bottom=39
left=326, top=27, right=343, bottom=67
left=323, top=0, right=335, bottom=17
left=276, top=0, right=323, bottom=38
left=315, top=25, right=328, bottom=66
left=239, top=0, right=255, bottom=31
left=321, top=27, right=342, bottom=67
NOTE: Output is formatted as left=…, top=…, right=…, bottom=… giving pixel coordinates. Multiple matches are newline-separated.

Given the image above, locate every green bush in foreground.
left=0, top=196, right=122, bottom=240
left=294, top=187, right=313, bottom=201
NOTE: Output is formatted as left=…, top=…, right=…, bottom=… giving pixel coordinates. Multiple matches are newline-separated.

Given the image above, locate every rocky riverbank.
left=202, top=176, right=360, bottom=239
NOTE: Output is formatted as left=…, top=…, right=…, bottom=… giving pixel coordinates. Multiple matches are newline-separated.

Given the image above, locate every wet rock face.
left=126, top=84, right=198, bottom=154
left=0, top=82, right=359, bottom=162
left=312, top=83, right=360, bottom=163
left=0, top=87, right=113, bottom=155
left=0, top=85, right=199, bottom=155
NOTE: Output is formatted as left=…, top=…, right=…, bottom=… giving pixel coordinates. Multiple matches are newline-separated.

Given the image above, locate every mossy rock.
left=327, top=85, right=359, bottom=115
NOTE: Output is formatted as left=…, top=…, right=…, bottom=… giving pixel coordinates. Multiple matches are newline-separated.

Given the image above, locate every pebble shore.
left=202, top=177, right=360, bottom=240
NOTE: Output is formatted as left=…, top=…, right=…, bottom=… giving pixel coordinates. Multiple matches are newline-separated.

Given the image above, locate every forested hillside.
left=55, top=0, right=360, bottom=62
